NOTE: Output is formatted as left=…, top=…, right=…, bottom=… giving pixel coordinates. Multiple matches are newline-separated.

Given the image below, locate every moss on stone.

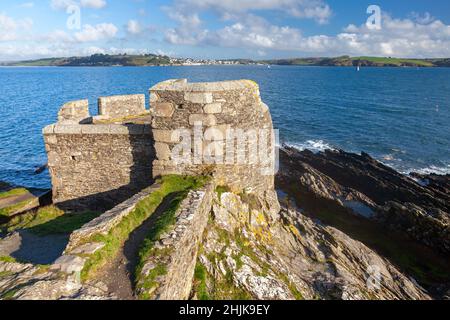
left=0, top=199, right=35, bottom=218
left=1, top=205, right=99, bottom=236
left=215, top=185, right=231, bottom=201
left=0, top=188, right=29, bottom=199
left=94, top=112, right=151, bottom=124
left=198, top=253, right=252, bottom=300
left=288, top=224, right=302, bottom=239
left=193, top=262, right=210, bottom=300
left=0, top=256, right=18, bottom=263
left=0, top=270, right=13, bottom=278
left=138, top=264, right=168, bottom=300
left=0, top=289, right=18, bottom=300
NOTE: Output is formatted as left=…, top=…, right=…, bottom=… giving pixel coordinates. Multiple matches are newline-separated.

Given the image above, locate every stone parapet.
left=57, top=100, right=90, bottom=124
left=98, top=94, right=146, bottom=118
left=43, top=124, right=152, bottom=135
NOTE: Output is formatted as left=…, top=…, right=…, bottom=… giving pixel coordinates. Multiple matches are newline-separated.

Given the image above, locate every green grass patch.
left=200, top=251, right=252, bottom=300
left=1, top=205, right=100, bottom=236
left=0, top=270, right=13, bottom=278
left=0, top=289, right=18, bottom=300
left=0, top=256, right=17, bottom=263
left=81, top=175, right=208, bottom=282
left=0, top=199, right=36, bottom=218
left=138, top=264, right=168, bottom=300
left=0, top=188, right=29, bottom=199
left=29, top=211, right=101, bottom=236
left=193, top=263, right=210, bottom=300
left=136, top=191, right=187, bottom=264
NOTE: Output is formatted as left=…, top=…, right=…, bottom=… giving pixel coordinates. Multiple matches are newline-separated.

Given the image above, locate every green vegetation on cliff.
left=262, top=55, right=450, bottom=67
left=4, top=54, right=450, bottom=67
left=5, top=53, right=172, bottom=67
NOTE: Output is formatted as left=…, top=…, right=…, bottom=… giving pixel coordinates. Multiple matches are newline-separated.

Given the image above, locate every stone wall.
left=136, top=183, right=214, bottom=300
left=44, top=81, right=278, bottom=212
left=98, top=94, right=146, bottom=119
left=150, top=79, right=277, bottom=197
left=58, top=100, right=90, bottom=124
left=43, top=93, right=155, bottom=210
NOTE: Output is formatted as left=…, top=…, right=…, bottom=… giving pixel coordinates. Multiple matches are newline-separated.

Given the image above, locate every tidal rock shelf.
left=277, top=146, right=450, bottom=298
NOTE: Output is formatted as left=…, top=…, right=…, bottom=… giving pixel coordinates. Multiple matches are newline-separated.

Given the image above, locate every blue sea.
left=0, top=65, right=449, bottom=189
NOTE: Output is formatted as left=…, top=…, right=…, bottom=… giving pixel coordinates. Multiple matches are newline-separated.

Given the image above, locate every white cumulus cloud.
left=127, top=20, right=141, bottom=35
left=74, top=23, right=118, bottom=42
left=164, top=10, right=450, bottom=58
left=50, top=0, right=106, bottom=10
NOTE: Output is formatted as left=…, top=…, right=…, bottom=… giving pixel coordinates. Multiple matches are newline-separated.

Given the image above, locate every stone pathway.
left=94, top=194, right=176, bottom=300
left=0, top=230, right=69, bottom=265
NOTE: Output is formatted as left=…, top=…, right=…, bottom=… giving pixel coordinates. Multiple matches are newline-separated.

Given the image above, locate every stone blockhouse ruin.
left=43, top=79, right=278, bottom=210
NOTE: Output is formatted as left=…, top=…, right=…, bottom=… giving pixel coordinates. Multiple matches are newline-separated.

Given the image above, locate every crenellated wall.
left=43, top=80, right=278, bottom=212
left=43, top=95, right=155, bottom=210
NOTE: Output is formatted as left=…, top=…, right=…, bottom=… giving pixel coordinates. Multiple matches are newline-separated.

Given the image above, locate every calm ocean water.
left=0, top=65, right=449, bottom=189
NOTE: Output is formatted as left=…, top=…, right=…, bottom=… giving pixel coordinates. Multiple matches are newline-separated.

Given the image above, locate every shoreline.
left=2, top=64, right=450, bottom=68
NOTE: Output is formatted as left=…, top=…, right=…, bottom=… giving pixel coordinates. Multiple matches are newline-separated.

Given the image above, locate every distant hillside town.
left=1, top=53, right=449, bottom=67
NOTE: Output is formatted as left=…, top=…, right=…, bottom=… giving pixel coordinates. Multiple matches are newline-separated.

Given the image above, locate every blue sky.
left=0, top=0, right=449, bottom=60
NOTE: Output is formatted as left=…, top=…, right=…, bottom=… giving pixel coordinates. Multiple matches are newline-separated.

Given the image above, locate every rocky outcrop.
left=278, top=146, right=449, bottom=255
left=193, top=191, right=430, bottom=300
left=0, top=260, right=113, bottom=300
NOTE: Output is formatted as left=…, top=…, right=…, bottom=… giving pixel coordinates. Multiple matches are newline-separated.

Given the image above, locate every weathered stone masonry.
left=44, top=79, right=278, bottom=211
left=44, top=95, right=154, bottom=210
left=38, top=79, right=281, bottom=299
left=150, top=79, right=277, bottom=197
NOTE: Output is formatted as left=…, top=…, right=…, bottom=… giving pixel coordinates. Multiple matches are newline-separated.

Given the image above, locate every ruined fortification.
left=1, top=80, right=433, bottom=301
left=34, top=79, right=281, bottom=299
left=43, top=79, right=278, bottom=211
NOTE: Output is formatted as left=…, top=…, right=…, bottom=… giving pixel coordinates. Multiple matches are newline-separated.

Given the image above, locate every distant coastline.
left=1, top=53, right=450, bottom=68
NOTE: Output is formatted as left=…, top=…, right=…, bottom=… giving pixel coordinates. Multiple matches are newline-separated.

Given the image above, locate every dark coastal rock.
left=409, top=172, right=450, bottom=195
left=276, top=146, right=450, bottom=298
left=277, top=146, right=450, bottom=256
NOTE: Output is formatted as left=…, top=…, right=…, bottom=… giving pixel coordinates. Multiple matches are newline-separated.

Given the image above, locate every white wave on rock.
left=286, top=140, right=336, bottom=153
left=411, top=164, right=450, bottom=175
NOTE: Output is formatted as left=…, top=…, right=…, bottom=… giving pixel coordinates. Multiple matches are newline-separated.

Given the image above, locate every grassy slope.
left=354, top=56, right=435, bottom=67
left=264, top=56, right=448, bottom=67
left=6, top=54, right=171, bottom=67
left=135, top=191, right=191, bottom=299
left=5, top=54, right=449, bottom=67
